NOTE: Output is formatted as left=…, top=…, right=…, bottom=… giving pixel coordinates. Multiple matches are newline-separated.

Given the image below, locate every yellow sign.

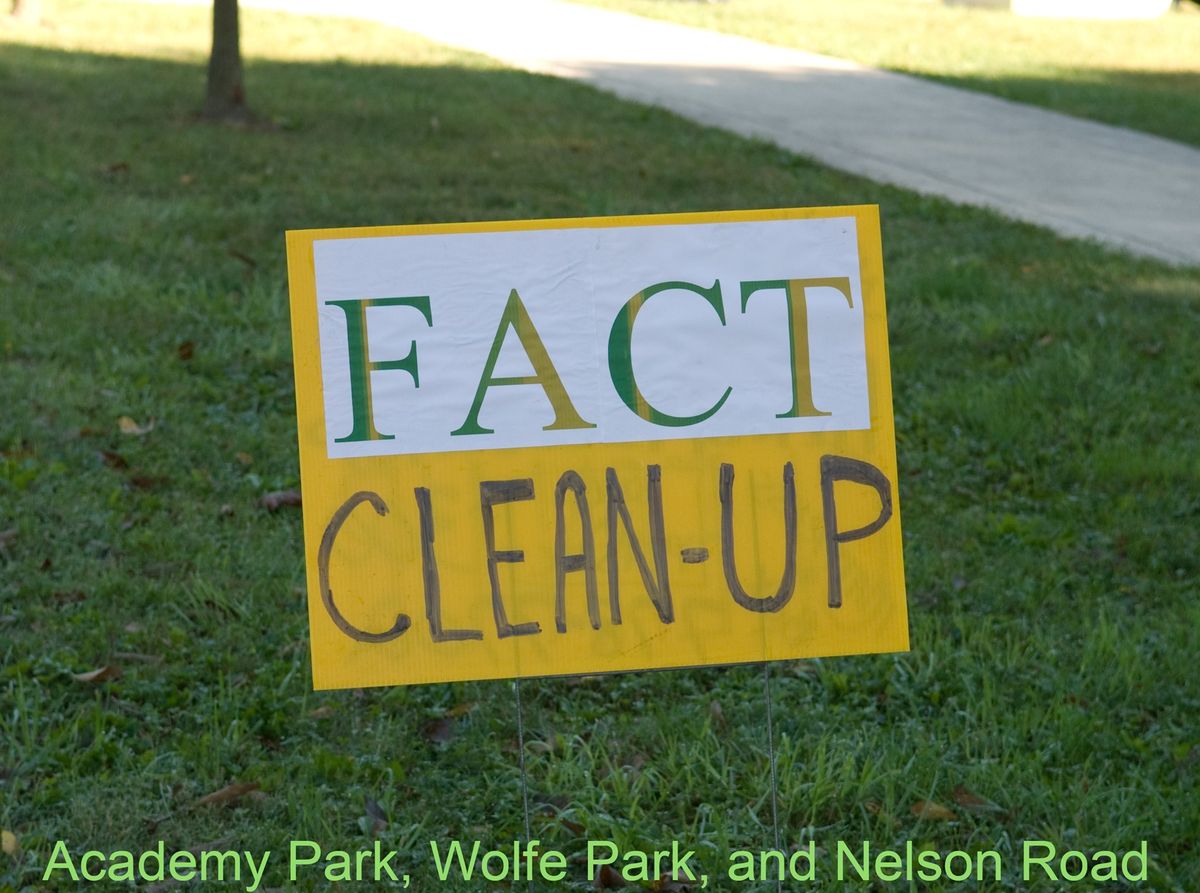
left=286, top=206, right=906, bottom=689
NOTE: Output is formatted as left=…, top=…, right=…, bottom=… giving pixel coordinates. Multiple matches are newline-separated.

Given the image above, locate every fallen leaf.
left=177, top=340, right=195, bottom=360
left=129, top=473, right=168, bottom=490
left=2, top=829, right=19, bottom=857
left=260, top=490, right=301, bottom=511
left=117, top=416, right=154, bottom=436
left=952, top=785, right=1007, bottom=817
left=103, top=161, right=130, bottom=175
left=179, top=173, right=194, bottom=186
left=235, top=451, right=253, bottom=466
left=911, top=800, right=957, bottom=821
left=446, top=701, right=478, bottom=718
left=99, top=450, right=128, bottom=469
left=421, top=717, right=455, bottom=745
left=307, top=705, right=335, bottom=719
left=194, top=781, right=260, bottom=808
left=73, top=665, right=122, bottom=683
left=594, top=864, right=624, bottom=889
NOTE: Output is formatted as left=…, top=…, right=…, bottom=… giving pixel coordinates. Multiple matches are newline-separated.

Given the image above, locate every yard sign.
left=286, top=207, right=907, bottom=690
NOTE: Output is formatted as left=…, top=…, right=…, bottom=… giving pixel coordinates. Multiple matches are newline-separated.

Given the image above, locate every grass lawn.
left=2, top=1, right=1199, bottom=891
left=580, top=0, right=1200, bottom=148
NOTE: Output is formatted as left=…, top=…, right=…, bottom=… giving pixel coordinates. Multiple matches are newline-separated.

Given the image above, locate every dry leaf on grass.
left=952, top=785, right=1008, bottom=817
left=177, top=341, right=195, bottom=361
left=194, top=781, right=260, bottom=808
left=117, top=416, right=155, bottom=436
left=99, top=450, right=128, bottom=469
left=73, top=665, right=122, bottom=683
left=129, top=473, right=168, bottom=491
left=260, top=490, right=301, bottom=511
left=911, top=800, right=957, bottom=821
left=2, top=830, right=19, bottom=857
left=594, top=864, right=625, bottom=889
left=307, top=705, right=335, bottom=719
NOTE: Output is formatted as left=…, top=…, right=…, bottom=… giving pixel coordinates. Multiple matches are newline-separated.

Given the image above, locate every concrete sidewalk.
left=220, top=0, right=1200, bottom=264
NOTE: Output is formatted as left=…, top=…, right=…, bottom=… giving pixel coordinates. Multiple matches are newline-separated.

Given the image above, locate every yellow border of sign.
left=287, top=206, right=907, bottom=690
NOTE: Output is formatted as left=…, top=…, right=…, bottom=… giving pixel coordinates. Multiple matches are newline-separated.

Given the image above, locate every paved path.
left=202, top=0, right=1200, bottom=264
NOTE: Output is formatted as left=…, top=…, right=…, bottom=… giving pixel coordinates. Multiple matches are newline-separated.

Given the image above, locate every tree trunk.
left=202, top=0, right=249, bottom=121
left=11, top=0, right=43, bottom=24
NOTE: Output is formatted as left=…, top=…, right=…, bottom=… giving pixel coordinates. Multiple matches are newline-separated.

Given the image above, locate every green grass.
left=2, top=1, right=1199, bottom=891
left=580, top=0, right=1200, bottom=148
